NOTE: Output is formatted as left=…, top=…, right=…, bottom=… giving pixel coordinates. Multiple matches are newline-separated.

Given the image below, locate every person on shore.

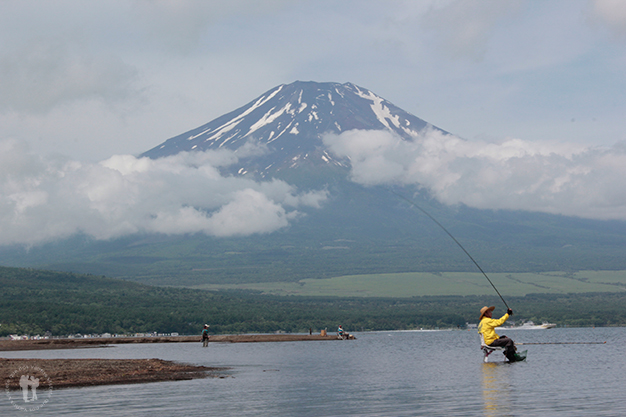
left=201, top=324, right=210, bottom=347
left=478, top=306, right=521, bottom=362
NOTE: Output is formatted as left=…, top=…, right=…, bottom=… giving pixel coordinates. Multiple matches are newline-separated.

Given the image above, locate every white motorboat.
left=497, top=321, right=557, bottom=331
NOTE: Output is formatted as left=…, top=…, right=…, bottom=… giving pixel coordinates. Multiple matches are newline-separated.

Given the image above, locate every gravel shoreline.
left=0, top=333, right=340, bottom=351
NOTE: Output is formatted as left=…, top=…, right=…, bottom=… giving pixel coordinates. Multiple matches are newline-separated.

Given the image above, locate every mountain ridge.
left=141, top=81, right=447, bottom=179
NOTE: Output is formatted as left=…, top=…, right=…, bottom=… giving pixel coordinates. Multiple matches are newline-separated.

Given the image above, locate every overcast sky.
left=1, top=0, right=625, bottom=246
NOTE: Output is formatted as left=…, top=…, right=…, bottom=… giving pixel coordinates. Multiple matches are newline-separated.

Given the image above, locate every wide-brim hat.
left=479, top=306, right=495, bottom=319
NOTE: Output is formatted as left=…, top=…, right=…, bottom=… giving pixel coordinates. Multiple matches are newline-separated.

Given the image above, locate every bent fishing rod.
left=390, top=189, right=510, bottom=310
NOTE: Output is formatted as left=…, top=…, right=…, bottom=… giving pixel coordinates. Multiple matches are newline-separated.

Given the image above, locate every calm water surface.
left=1, top=327, right=624, bottom=416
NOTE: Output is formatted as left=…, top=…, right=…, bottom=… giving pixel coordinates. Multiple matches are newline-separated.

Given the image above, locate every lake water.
left=1, top=327, right=625, bottom=416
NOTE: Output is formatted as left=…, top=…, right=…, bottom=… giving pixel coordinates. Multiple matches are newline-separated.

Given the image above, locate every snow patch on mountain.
left=247, top=106, right=287, bottom=137
left=355, top=89, right=401, bottom=131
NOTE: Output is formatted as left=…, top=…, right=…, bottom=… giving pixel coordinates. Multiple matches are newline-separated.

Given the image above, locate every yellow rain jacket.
left=478, top=313, right=509, bottom=345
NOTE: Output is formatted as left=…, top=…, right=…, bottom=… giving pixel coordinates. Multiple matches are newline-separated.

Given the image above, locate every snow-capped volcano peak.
left=141, top=81, right=445, bottom=177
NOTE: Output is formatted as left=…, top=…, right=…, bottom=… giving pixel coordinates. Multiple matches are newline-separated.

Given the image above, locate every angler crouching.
left=478, top=306, right=524, bottom=362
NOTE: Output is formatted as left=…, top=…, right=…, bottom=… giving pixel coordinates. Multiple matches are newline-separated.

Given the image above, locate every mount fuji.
left=3, top=81, right=626, bottom=286
left=141, top=81, right=447, bottom=180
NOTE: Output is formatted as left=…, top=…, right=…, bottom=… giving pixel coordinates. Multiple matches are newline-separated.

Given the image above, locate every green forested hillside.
left=1, top=266, right=626, bottom=336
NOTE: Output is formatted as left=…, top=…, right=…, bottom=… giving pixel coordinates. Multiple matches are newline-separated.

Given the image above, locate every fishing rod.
left=390, top=189, right=510, bottom=309
left=517, top=341, right=606, bottom=345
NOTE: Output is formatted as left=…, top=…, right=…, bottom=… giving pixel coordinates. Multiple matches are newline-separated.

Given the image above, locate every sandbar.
left=1, top=357, right=223, bottom=389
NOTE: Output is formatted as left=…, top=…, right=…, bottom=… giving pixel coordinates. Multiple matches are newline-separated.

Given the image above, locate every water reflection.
left=481, top=363, right=512, bottom=417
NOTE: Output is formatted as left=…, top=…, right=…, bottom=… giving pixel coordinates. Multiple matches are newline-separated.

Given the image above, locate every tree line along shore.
left=2, top=266, right=626, bottom=338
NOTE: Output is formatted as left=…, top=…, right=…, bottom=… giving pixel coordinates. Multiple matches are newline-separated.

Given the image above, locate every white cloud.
left=592, top=0, right=626, bottom=36
left=195, top=189, right=293, bottom=237
left=130, top=0, right=286, bottom=54
left=324, top=129, right=626, bottom=221
left=419, top=0, right=524, bottom=61
left=0, top=38, right=139, bottom=114
left=0, top=139, right=327, bottom=246
left=0, top=0, right=288, bottom=115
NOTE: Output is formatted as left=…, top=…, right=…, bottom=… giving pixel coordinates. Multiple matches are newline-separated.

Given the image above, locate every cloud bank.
left=3, top=127, right=625, bottom=248
left=0, top=139, right=327, bottom=246
left=324, top=129, right=626, bottom=221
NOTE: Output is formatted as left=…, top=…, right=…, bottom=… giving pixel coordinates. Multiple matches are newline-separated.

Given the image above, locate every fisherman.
left=478, top=306, right=522, bottom=362
left=337, top=325, right=345, bottom=339
left=201, top=324, right=210, bottom=347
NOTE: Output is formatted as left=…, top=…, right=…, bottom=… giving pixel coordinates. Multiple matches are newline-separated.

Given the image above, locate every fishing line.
left=390, top=189, right=510, bottom=309
left=517, top=341, right=606, bottom=345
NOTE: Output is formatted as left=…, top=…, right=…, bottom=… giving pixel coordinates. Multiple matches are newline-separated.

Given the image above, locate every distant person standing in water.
left=478, top=306, right=522, bottom=362
left=201, top=324, right=210, bottom=347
